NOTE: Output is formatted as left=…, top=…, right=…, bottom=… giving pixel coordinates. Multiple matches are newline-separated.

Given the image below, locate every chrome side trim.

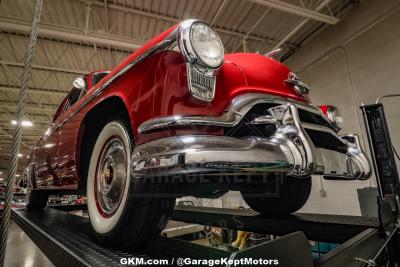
left=138, top=93, right=331, bottom=134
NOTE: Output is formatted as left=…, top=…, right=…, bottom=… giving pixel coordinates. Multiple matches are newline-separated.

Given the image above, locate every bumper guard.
left=132, top=104, right=371, bottom=180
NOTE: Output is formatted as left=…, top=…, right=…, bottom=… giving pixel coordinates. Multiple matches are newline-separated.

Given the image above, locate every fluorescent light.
left=18, top=153, right=23, bottom=158
left=11, top=120, right=33, bottom=127
left=0, top=171, right=2, bottom=175
left=0, top=178, right=4, bottom=181
left=15, top=174, right=20, bottom=177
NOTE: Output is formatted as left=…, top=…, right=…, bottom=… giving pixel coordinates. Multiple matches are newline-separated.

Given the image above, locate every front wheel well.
left=77, top=96, right=131, bottom=194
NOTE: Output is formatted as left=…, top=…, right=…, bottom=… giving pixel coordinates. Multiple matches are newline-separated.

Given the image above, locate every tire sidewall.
left=87, top=120, right=132, bottom=235
left=242, top=176, right=312, bottom=214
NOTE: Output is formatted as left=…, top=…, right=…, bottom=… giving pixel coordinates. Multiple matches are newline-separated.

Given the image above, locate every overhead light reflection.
left=44, top=143, right=55, bottom=148
left=11, top=120, right=33, bottom=127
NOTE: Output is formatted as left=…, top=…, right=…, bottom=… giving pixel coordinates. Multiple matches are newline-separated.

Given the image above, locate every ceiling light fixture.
left=11, top=120, right=33, bottom=127
left=18, top=153, right=23, bottom=158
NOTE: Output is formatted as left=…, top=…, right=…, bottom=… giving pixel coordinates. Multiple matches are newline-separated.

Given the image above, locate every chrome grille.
left=188, top=67, right=216, bottom=101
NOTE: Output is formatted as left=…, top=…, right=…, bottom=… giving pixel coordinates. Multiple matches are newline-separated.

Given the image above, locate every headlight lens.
left=190, top=22, right=224, bottom=68
left=326, top=106, right=343, bottom=130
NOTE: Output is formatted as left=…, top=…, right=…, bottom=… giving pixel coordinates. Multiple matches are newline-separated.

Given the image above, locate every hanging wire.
left=0, top=0, right=43, bottom=265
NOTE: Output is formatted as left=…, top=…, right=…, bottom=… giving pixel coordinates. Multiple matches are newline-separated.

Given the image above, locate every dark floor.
left=3, top=218, right=203, bottom=266
left=5, top=221, right=53, bottom=267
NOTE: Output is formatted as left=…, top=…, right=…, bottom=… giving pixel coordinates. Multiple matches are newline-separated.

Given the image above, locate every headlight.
left=325, top=105, right=343, bottom=131
left=179, top=20, right=224, bottom=69
left=190, top=22, right=224, bottom=68
left=179, top=20, right=224, bottom=102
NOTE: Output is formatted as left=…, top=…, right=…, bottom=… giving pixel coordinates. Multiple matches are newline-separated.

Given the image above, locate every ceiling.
left=0, top=0, right=355, bottom=180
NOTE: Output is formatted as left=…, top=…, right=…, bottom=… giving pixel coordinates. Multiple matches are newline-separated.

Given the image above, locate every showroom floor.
left=5, top=221, right=53, bottom=267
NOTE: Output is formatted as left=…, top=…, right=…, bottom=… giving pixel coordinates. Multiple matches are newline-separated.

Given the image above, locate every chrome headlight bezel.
left=326, top=105, right=343, bottom=131
left=178, top=20, right=224, bottom=102
left=178, top=20, right=224, bottom=69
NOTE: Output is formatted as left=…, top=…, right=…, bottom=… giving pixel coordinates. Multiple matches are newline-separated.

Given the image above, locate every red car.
left=25, top=19, right=371, bottom=247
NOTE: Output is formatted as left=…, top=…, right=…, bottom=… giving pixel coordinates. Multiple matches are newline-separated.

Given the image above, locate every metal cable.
left=0, top=0, right=43, bottom=265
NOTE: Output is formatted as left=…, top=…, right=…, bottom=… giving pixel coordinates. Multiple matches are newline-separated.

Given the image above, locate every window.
left=62, top=78, right=88, bottom=113
left=53, top=75, right=91, bottom=121
left=68, top=88, right=82, bottom=107
left=92, top=72, right=109, bottom=87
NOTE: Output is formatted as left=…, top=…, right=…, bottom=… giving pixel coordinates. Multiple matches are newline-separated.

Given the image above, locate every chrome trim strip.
left=138, top=93, right=332, bottom=134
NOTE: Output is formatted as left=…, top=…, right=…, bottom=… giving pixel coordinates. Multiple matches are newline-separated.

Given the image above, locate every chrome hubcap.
left=96, top=137, right=127, bottom=216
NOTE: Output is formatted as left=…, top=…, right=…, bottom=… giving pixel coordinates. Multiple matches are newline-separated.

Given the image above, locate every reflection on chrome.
left=132, top=104, right=371, bottom=180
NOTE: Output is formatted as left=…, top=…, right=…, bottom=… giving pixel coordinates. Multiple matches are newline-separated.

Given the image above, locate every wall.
left=286, top=0, right=400, bottom=215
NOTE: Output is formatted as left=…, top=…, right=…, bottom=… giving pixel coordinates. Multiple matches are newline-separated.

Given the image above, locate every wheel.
left=86, top=117, right=175, bottom=247
left=26, top=190, right=49, bottom=210
left=241, top=176, right=311, bottom=215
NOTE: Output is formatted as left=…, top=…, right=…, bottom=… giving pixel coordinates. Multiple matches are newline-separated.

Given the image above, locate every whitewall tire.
left=86, top=117, right=175, bottom=247
left=87, top=120, right=131, bottom=234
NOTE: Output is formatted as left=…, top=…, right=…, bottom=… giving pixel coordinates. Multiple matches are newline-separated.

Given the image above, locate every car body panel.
left=28, top=20, right=369, bottom=191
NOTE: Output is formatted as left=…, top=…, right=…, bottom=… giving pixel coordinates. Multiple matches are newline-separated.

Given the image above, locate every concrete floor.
left=5, top=221, right=53, bottom=267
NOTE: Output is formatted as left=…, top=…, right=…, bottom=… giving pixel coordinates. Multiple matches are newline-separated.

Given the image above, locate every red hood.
left=224, top=53, right=310, bottom=103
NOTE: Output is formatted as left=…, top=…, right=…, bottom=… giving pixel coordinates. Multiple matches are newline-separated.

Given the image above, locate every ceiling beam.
left=0, top=100, right=58, bottom=109
left=0, top=60, right=89, bottom=74
left=247, top=0, right=339, bottom=24
left=0, top=135, right=40, bottom=140
left=0, top=136, right=44, bottom=142
left=0, top=16, right=143, bottom=51
left=1, top=32, right=131, bottom=55
left=0, top=84, right=67, bottom=97
left=88, top=0, right=297, bottom=48
left=273, top=0, right=335, bottom=50
left=0, top=126, right=49, bottom=132
left=0, top=105, right=55, bottom=113
left=0, top=112, right=51, bottom=123
left=210, top=0, right=229, bottom=26
left=0, top=129, right=31, bottom=149
left=0, top=148, right=35, bottom=152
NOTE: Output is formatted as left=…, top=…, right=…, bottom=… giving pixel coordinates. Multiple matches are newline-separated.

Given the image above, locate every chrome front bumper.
left=132, top=104, right=371, bottom=180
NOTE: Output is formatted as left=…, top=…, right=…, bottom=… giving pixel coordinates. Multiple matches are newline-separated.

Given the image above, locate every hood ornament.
left=285, top=72, right=310, bottom=96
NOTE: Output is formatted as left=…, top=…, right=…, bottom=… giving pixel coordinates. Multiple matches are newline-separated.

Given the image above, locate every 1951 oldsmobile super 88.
left=24, top=19, right=371, bottom=247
